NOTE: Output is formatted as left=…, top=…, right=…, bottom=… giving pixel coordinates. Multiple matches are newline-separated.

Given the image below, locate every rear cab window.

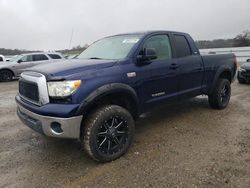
left=48, top=54, right=62, bottom=59
left=173, top=35, right=192, bottom=58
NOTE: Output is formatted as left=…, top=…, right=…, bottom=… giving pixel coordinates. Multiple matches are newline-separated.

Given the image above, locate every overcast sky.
left=0, top=0, right=249, bottom=50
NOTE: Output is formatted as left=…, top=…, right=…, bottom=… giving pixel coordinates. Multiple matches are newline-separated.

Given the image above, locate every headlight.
left=47, top=80, right=81, bottom=97
left=238, top=67, right=246, bottom=72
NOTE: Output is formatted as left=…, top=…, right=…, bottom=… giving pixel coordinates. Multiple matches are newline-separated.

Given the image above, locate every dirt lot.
left=0, top=81, right=250, bottom=188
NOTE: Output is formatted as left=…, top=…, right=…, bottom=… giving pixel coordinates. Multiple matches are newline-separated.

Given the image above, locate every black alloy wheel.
left=209, top=78, right=231, bottom=109
left=0, top=70, right=13, bottom=82
left=97, top=116, right=129, bottom=155
left=83, top=105, right=135, bottom=162
left=220, top=84, right=230, bottom=106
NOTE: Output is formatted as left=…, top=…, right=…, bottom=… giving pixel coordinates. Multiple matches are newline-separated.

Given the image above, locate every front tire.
left=0, top=70, right=13, bottom=82
left=82, top=105, right=135, bottom=162
left=208, top=79, right=231, bottom=109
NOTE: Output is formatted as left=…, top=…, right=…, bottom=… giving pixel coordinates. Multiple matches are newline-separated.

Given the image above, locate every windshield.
left=77, top=35, right=142, bottom=60
left=9, top=55, right=23, bottom=62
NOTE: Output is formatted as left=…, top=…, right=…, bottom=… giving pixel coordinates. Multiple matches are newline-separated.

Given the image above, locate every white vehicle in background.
left=0, top=55, right=6, bottom=62
left=5, top=55, right=15, bottom=62
left=0, top=52, right=64, bottom=81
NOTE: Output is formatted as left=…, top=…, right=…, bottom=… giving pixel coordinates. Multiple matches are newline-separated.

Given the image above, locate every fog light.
left=51, top=122, right=63, bottom=134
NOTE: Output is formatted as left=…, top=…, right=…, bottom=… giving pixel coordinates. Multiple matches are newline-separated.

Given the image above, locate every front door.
left=15, top=55, right=34, bottom=76
left=133, top=34, right=179, bottom=109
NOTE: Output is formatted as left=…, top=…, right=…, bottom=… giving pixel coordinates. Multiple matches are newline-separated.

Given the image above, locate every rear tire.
left=82, top=105, right=135, bottom=162
left=208, top=79, right=231, bottom=109
left=0, top=70, right=13, bottom=82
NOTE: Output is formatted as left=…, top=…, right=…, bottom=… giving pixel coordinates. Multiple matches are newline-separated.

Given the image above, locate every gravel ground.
left=0, top=81, right=250, bottom=188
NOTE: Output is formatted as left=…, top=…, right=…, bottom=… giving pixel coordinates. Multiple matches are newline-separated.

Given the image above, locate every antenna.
left=68, top=28, right=74, bottom=49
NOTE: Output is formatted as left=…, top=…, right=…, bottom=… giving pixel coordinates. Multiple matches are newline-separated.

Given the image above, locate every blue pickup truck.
left=16, top=31, right=237, bottom=162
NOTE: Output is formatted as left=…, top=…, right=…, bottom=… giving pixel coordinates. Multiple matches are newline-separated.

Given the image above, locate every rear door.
left=33, top=54, right=49, bottom=65
left=172, top=34, right=203, bottom=97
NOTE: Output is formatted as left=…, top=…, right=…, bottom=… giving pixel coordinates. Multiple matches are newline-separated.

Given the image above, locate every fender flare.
left=208, top=65, right=233, bottom=95
left=76, top=83, right=139, bottom=116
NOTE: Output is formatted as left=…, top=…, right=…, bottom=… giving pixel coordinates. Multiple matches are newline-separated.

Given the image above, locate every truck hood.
left=0, top=61, right=17, bottom=69
left=26, top=59, right=118, bottom=78
left=241, top=63, right=250, bottom=70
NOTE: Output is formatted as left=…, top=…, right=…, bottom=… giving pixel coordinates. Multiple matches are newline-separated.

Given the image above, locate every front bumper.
left=238, top=70, right=250, bottom=83
left=17, top=102, right=83, bottom=139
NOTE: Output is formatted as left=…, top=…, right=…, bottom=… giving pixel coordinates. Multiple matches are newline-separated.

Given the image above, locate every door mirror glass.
left=144, top=48, right=157, bottom=60
left=136, top=48, right=157, bottom=65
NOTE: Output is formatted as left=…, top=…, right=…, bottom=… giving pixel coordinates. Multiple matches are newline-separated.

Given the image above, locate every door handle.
left=169, top=63, right=179, bottom=70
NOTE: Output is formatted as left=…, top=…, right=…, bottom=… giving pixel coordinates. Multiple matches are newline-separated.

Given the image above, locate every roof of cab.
left=111, top=30, right=188, bottom=37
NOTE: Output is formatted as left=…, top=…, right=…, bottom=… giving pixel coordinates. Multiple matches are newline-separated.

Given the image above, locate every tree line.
left=0, top=31, right=249, bottom=55
left=196, top=30, right=250, bottom=49
left=0, top=45, right=88, bottom=56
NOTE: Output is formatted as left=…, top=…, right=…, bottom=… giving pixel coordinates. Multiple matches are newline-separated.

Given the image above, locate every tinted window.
left=20, top=55, right=33, bottom=62
left=174, top=35, right=191, bottom=58
left=33, top=54, right=49, bottom=61
left=143, top=35, right=172, bottom=60
left=0, top=57, right=3, bottom=61
left=48, top=54, right=62, bottom=59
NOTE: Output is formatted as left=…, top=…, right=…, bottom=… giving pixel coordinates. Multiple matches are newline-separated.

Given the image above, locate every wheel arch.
left=208, top=66, right=233, bottom=95
left=76, top=83, right=139, bottom=119
left=0, top=68, right=15, bottom=76
left=0, top=68, right=15, bottom=81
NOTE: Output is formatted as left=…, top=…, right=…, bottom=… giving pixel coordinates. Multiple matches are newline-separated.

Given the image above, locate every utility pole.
left=68, top=28, right=74, bottom=49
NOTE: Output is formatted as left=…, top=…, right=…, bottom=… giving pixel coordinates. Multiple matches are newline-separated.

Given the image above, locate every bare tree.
left=233, top=30, right=250, bottom=47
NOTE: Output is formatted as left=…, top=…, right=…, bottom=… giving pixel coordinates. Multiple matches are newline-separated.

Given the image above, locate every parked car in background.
left=8, top=55, right=18, bottom=62
left=0, top=55, right=5, bottom=62
left=3, top=55, right=15, bottom=62
left=238, top=59, right=250, bottom=84
left=16, top=31, right=237, bottom=162
left=0, top=52, right=64, bottom=81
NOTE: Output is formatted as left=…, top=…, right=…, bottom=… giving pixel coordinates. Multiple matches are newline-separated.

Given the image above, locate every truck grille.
left=19, top=80, right=39, bottom=102
left=19, top=72, right=49, bottom=106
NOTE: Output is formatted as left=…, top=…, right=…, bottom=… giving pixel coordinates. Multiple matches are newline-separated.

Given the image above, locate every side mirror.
left=136, top=48, right=157, bottom=65
left=247, top=59, right=250, bottom=62
left=144, top=48, right=157, bottom=60
left=17, top=59, right=22, bottom=63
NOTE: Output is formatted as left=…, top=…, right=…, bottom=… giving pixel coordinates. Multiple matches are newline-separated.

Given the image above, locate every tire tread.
left=82, top=105, right=134, bottom=162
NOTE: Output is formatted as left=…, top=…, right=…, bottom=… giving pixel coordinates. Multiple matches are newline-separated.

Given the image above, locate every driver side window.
left=142, top=35, right=172, bottom=60
left=20, top=55, right=33, bottom=62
